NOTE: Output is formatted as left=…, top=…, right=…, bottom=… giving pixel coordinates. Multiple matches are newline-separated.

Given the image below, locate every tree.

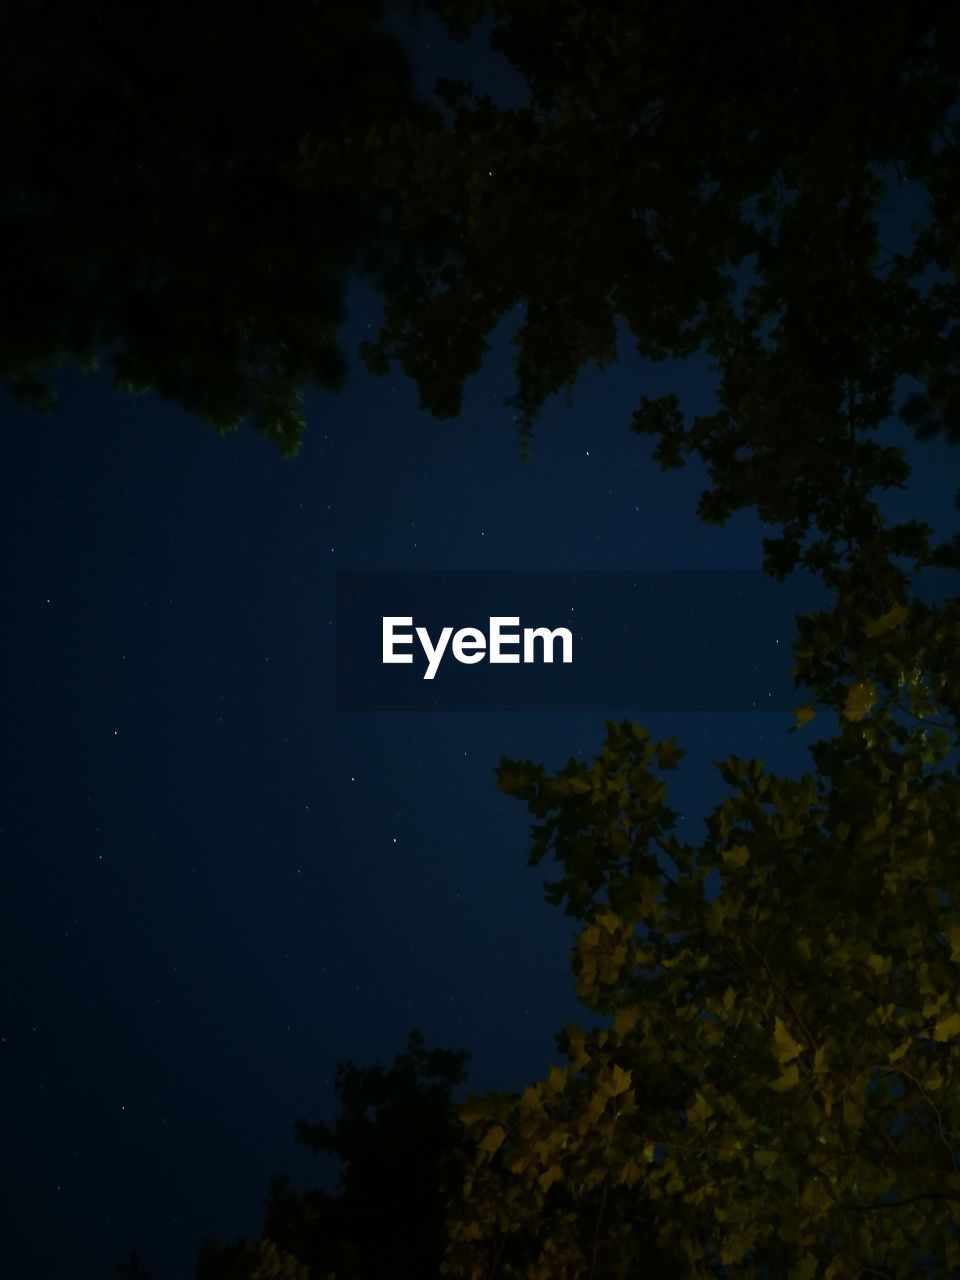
left=11, top=0, right=960, bottom=522
left=0, top=0, right=434, bottom=454
left=196, top=1031, right=470, bottom=1280
left=342, top=0, right=960, bottom=572
left=443, top=687, right=960, bottom=1276
left=349, top=18, right=960, bottom=1255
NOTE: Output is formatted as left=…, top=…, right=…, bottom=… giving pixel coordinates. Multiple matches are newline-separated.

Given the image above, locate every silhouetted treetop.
left=345, top=1, right=960, bottom=574
left=0, top=0, right=434, bottom=454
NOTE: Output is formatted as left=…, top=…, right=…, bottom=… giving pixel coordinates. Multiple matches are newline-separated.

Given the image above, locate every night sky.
left=2, top=17, right=959, bottom=1280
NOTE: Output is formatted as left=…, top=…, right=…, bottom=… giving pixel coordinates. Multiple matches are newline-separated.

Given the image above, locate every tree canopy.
left=8, top=0, right=960, bottom=547
left=294, top=8, right=960, bottom=1271
left=345, top=0, right=960, bottom=572
left=0, top=0, right=432, bottom=454
left=195, top=1031, right=469, bottom=1280
left=446, top=694, right=959, bottom=1276
left=193, top=587, right=960, bottom=1277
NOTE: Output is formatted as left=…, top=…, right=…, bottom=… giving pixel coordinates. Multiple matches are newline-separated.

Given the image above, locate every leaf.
left=863, top=602, right=908, bottom=637
left=545, top=1065, right=567, bottom=1095
left=842, top=1095, right=864, bottom=1132
left=459, top=1105, right=490, bottom=1130
left=842, top=680, right=878, bottom=722
left=720, top=1231, right=751, bottom=1265
left=655, top=737, right=685, bottom=769
left=596, top=908, right=621, bottom=933
left=793, top=704, right=817, bottom=728
left=789, top=1251, right=819, bottom=1280
left=557, top=774, right=591, bottom=795
left=933, top=1010, right=960, bottom=1042
left=773, top=1016, right=803, bottom=1064
left=613, top=1005, right=640, bottom=1036
left=538, top=1164, right=563, bottom=1193
left=769, top=1064, right=801, bottom=1092
left=888, top=1039, right=911, bottom=1063
left=477, top=1124, right=506, bottom=1158
left=723, top=844, right=750, bottom=869
left=686, top=1091, right=714, bottom=1124
left=606, top=1063, right=632, bottom=1097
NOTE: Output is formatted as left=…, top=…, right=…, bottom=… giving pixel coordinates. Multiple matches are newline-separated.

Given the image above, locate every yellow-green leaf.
left=933, top=1010, right=960, bottom=1042
left=789, top=1251, right=819, bottom=1280
left=477, top=1124, right=506, bottom=1157
left=888, top=1039, right=911, bottom=1063
left=613, top=1005, right=640, bottom=1036
left=793, top=704, right=817, bottom=728
left=608, top=1063, right=632, bottom=1097
left=843, top=680, right=878, bottom=722
left=687, top=1091, right=714, bottom=1124
left=720, top=1231, right=750, bottom=1265
left=843, top=1095, right=864, bottom=1132
left=863, top=602, right=908, bottom=638
left=769, top=1063, right=801, bottom=1092
left=545, top=1065, right=567, bottom=1095
left=723, top=844, right=749, bottom=869
left=773, top=1016, right=803, bottom=1064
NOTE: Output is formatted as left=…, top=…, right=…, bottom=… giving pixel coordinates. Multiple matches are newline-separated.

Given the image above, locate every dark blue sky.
left=2, top=18, right=959, bottom=1280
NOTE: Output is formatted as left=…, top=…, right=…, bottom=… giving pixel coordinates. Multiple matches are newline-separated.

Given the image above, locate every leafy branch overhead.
left=0, top=0, right=436, bottom=456
left=346, top=2, right=960, bottom=572
left=444, top=493, right=959, bottom=1274
left=7, top=0, right=960, bottom=556
left=445, top=707, right=960, bottom=1278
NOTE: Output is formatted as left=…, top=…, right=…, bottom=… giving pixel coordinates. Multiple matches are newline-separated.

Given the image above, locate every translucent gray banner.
left=334, top=569, right=847, bottom=711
